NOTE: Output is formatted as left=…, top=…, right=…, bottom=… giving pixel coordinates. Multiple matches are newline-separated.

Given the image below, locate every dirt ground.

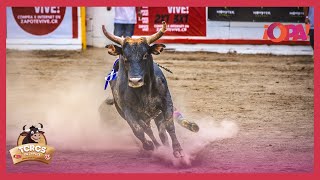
left=6, top=48, right=313, bottom=173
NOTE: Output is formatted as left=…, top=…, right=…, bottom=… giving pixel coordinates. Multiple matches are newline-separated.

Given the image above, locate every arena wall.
left=6, top=7, right=313, bottom=55
left=6, top=7, right=83, bottom=50
left=87, top=7, right=313, bottom=55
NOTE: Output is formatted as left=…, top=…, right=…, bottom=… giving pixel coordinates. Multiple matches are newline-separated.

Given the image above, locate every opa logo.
left=263, top=22, right=310, bottom=42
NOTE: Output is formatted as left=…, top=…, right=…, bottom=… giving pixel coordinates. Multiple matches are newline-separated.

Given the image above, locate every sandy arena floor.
left=6, top=48, right=314, bottom=173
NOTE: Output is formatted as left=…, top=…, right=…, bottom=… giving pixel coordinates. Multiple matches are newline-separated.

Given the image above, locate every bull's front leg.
left=138, top=120, right=161, bottom=148
left=154, top=114, right=170, bottom=146
left=124, top=110, right=154, bottom=151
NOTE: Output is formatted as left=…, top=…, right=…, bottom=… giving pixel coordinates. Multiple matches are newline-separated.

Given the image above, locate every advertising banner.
left=7, top=7, right=78, bottom=39
left=135, top=7, right=206, bottom=36
left=208, top=7, right=305, bottom=23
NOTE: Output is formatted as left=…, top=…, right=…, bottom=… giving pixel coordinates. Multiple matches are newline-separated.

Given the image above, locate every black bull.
left=102, top=22, right=184, bottom=158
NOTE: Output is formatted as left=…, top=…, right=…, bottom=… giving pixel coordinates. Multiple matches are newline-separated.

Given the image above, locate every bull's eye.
left=31, top=131, right=34, bottom=135
left=143, top=54, right=148, bottom=59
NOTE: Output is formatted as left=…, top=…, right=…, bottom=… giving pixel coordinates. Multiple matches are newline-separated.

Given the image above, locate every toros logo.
left=12, top=7, right=66, bottom=36
left=9, top=123, right=55, bottom=164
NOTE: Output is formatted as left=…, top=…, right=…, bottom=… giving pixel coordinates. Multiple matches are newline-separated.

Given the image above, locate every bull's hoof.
left=190, top=123, right=200, bottom=132
left=143, top=140, right=154, bottom=151
left=173, top=149, right=185, bottom=158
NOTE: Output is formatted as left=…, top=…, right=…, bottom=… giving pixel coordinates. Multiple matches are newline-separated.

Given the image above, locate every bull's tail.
left=173, top=111, right=199, bottom=132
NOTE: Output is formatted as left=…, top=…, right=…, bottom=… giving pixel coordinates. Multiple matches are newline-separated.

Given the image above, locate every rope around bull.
left=155, top=62, right=173, bottom=74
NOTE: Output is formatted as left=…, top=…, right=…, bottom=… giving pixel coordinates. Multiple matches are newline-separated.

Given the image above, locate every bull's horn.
left=38, top=123, right=43, bottom=130
left=23, top=125, right=30, bottom=132
left=146, top=21, right=167, bottom=45
left=102, top=25, right=124, bottom=45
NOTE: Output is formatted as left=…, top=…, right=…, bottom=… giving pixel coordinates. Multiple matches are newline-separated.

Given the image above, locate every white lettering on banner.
left=155, top=24, right=190, bottom=32
left=34, top=7, right=61, bottom=14
left=252, top=11, right=271, bottom=15
left=20, top=19, right=58, bottom=24
left=289, top=11, right=304, bottom=16
left=138, top=24, right=149, bottom=31
left=141, top=17, right=148, bottom=24
left=15, top=7, right=63, bottom=25
left=216, top=10, right=235, bottom=15
left=141, top=9, right=149, bottom=16
left=167, top=7, right=189, bottom=14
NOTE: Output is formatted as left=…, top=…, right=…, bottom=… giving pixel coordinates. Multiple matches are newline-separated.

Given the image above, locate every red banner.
left=135, top=7, right=206, bottom=36
left=12, top=7, right=66, bottom=36
left=8, top=7, right=78, bottom=38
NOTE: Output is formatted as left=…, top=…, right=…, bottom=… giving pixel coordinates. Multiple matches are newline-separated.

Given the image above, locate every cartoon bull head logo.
left=19, top=123, right=46, bottom=145
left=10, top=123, right=54, bottom=165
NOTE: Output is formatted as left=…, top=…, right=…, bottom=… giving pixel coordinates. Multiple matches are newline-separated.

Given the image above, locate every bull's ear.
left=20, top=132, right=28, bottom=136
left=39, top=131, right=45, bottom=134
left=105, top=44, right=122, bottom=56
left=150, top=44, right=165, bottom=55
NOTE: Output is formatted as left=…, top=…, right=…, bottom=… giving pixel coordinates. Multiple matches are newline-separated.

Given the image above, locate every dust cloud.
left=6, top=79, right=138, bottom=151
left=7, top=77, right=238, bottom=167
left=151, top=117, right=239, bottom=167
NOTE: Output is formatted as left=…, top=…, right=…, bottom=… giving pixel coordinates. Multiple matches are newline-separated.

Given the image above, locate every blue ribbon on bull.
left=104, top=59, right=119, bottom=90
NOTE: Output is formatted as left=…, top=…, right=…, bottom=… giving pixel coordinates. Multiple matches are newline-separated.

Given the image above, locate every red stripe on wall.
left=72, top=7, right=78, bottom=39
left=156, top=39, right=310, bottom=45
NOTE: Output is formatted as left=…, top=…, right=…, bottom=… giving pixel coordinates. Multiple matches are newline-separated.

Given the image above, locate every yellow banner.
left=9, top=143, right=55, bottom=164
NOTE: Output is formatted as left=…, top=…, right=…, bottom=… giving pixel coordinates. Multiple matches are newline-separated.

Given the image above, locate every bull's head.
left=103, top=21, right=167, bottom=88
left=21, top=123, right=44, bottom=143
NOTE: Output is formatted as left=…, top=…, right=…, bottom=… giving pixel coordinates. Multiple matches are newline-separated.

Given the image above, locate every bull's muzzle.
left=128, top=77, right=144, bottom=88
left=31, top=133, right=41, bottom=142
